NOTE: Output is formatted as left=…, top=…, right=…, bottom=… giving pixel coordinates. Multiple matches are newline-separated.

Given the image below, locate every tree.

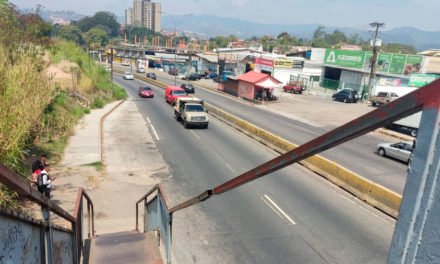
left=58, top=25, right=83, bottom=44
left=311, top=38, right=330, bottom=48
left=72, top=11, right=119, bottom=37
left=313, top=25, right=326, bottom=40
left=382, top=43, right=417, bottom=54
left=84, top=27, right=108, bottom=47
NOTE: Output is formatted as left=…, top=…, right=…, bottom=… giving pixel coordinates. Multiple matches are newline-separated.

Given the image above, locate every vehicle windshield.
left=185, top=104, right=204, bottom=112
left=141, top=87, right=152, bottom=91
left=125, top=72, right=132, bottom=75
left=173, top=90, right=187, bottom=96
left=184, top=84, right=194, bottom=88
left=378, top=92, right=388, bottom=97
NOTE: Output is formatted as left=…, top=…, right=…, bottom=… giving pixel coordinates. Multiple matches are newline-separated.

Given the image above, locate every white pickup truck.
left=369, top=92, right=399, bottom=106
left=174, top=97, right=209, bottom=129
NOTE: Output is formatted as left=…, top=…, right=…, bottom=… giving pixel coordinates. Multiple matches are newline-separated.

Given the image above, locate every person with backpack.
left=32, top=154, right=47, bottom=185
left=37, top=164, right=55, bottom=198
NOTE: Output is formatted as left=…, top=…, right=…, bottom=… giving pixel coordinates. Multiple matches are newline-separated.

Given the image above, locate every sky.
left=10, top=0, right=440, bottom=31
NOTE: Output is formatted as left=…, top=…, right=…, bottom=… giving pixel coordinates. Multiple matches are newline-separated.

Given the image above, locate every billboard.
left=409, top=73, right=440, bottom=87
left=274, top=59, right=293, bottom=68
left=324, top=49, right=365, bottom=68
left=363, top=52, right=392, bottom=72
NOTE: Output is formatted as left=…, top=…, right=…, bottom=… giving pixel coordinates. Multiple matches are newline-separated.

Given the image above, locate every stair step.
left=88, top=231, right=163, bottom=264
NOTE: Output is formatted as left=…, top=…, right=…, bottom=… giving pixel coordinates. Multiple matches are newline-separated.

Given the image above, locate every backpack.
left=37, top=172, right=47, bottom=188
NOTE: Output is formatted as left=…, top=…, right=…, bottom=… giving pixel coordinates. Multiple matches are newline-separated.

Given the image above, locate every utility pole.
left=366, top=22, right=385, bottom=101
left=111, top=47, right=114, bottom=98
left=174, top=26, right=177, bottom=86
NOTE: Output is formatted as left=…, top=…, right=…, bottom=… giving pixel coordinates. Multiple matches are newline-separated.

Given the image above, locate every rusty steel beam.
left=165, top=79, right=440, bottom=213
left=0, top=162, right=76, bottom=223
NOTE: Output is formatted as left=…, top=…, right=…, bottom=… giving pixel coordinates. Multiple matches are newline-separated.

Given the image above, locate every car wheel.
left=378, top=148, right=386, bottom=156
left=183, top=121, right=189, bottom=128
left=299, top=91, right=302, bottom=94
left=283, top=88, right=286, bottom=92
left=203, top=124, right=208, bottom=129
left=410, top=129, right=417, bottom=137
left=343, top=98, right=347, bottom=103
left=372, top=102, right=376, bottom=106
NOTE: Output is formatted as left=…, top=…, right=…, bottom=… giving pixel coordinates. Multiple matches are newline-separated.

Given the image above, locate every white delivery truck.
left=393, top=112, right=422, bottom=137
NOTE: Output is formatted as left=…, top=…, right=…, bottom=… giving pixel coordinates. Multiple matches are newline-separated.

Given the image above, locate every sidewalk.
left=52, top=98, right=170, bottom=235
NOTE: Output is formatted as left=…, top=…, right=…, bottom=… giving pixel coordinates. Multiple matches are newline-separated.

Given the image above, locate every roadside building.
left=125, top=0, right=161, bottom=32
left=237, top=71, right=282, bottom=102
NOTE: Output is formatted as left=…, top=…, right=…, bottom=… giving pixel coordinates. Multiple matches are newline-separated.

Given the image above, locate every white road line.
left=146, top=116, right=151, bottom=124
left=261, top=197, right=285, bottom=220
left=263, top=194, right=296, bottom=225
left=150, top=124, right=160, bottom=141
left=226, top=163, right=235, bottom=172
left=190, top=130, right=200, bottom=140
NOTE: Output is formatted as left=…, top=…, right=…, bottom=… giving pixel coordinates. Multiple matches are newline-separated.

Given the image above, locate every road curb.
left=376, top=128, right=414, bottom=141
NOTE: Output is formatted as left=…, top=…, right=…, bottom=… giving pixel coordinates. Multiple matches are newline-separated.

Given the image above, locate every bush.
left=83, top=108, right=91, bottom=114
left=92, top=97, right=105, bottom=109
left=113, top=85, right=127, bottom=100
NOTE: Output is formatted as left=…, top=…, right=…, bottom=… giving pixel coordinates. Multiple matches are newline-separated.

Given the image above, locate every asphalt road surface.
left=147, top=72, right=408, bottom=194
left=115, top=75, right=395, bottom=264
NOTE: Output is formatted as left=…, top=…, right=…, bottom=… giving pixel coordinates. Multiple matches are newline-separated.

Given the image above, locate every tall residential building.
left=125, top=8, right=133, bottom=26
left=125, top=0, right=161, bottom=32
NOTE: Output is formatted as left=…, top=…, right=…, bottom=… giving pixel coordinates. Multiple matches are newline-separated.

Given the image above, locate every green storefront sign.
left=324, top=49, right=365, bottom=69
left=409, top=73, right=440, bottom=87
left=389, top=54, right=407, bottom=74
left=377, top=53, right=393, bottom=72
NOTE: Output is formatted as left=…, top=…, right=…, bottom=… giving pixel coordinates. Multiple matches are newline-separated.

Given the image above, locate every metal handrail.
left=135, top=184, right=171, bottom=232
left=0, top=161, right=95, bottom=263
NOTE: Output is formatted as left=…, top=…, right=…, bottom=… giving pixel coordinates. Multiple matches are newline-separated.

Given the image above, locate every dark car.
left=168, top=68, right=178, bottom=76
left=205, top=73, right=218, bottom=79
left=138, top=86, right=154, bottom=98
left=181, top=83, right=195, bottom=94
left=146, top=73, right=156, bottom=80
left=332, top=89, right=359, bottom=103
left=184, top=73, right=201, bottom=81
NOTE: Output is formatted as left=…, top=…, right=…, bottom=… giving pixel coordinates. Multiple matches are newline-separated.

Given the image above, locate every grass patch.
left=81, top=161, right=103, bottom=172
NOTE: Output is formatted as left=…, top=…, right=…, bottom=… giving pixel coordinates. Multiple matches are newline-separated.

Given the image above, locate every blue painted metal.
left=0, top=209, right=43, bottom=263
left=146, top=196, right=159, bottom=231
left=52, top=229, right=74, bottom=264
left=387, top=106, right=440, bottom=264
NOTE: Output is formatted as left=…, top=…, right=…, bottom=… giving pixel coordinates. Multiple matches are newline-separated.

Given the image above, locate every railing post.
left=87, top=202, right=91, bottom=238
left=166, top=212, right=173, bottom=264
left=387, top=106, right=440, bottom=264
left=71, top=222, right=78, bottom=264
left=41, top=205, right=54, bottom=264
left=144, top=198, right=148, bottom=233
left=136, top=202, right=139, bottom=232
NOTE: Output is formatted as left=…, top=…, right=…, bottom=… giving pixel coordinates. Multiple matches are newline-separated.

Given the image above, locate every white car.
left=376, top=141, right=413, bottom=163
left=136, top=67, right=145, bottom=73
left=123, top=72, right=134, bottom=80
left=121, top=61, right=130, bottom=66
left=177, top=73, right=185, bottom=79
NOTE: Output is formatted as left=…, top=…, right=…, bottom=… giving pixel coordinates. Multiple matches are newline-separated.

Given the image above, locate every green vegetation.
left=0, top=2, right=126, bottom=208
left=81, top=161, right=103, bottom=172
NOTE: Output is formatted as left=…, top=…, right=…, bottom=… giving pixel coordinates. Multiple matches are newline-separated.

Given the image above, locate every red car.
left=283, top=81, right=305, bottom=94
left=138, top=86, right=154, bottom=98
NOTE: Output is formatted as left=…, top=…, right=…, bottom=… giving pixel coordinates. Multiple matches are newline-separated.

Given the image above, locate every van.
left=165, top=86, right=188, bottom=106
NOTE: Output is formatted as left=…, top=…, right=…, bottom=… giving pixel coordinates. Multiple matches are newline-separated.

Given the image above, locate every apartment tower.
left=125, top=0, right=161, bottom=32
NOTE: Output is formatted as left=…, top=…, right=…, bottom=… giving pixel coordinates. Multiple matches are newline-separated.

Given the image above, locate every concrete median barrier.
left=113, top=69, right=402, bottom=218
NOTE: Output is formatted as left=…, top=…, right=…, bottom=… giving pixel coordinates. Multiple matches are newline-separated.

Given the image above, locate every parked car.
left=183, top=73, right=201, bottom=81
left=181, top=83, right=195, bottom=94
left=376, top=141, right=413, bottom=163
left=146, top=73, right=156, bottom=80
left=168, top=68, right=178, bottom=75
left=136, top=67, right=145, bottom=73
left=121, top=61, right=130, bottom=66
left=369, top=92, right=399, bottom=106
left=138, top=86, right=154, bottom=98
left=205, top=73, right=218, bottom=79
left=123, top=72, right=134, bottom=80
left=165, top=86, right=188, bottom=106
left=332, top=89, right=359, bottom=103
left=283, top=81, right=305, bottom=94
left=177, top=73, right=185, bottom=79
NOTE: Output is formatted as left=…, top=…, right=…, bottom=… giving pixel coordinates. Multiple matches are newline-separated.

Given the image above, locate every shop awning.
left=255, top=78, right=282, bottom=90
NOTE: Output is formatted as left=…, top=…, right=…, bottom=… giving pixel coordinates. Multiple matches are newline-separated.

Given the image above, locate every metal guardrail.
left=0, top=162, right=95, bottom=263
left=135, top=77, right=440, bottom=263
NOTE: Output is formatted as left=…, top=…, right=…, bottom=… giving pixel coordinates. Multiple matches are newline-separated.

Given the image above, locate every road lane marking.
left=147, top=116, right=151, bottom=124
left=226, top=163, right=235, bottom=173
left=190, top=130, right=200, bottom=140
left=150, top=124, right=160, bottom=141
left=262, top=194, right=296, bottom=225
left=261, top=197, right=285, bottom=220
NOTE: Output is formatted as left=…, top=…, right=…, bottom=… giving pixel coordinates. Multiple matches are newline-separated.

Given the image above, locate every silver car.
left=376, top=141, right=413, bottom=163
left=123, top=72, right=134, bottom=80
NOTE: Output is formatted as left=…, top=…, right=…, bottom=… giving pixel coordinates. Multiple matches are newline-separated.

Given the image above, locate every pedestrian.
left=37, top=164, right=56, bottom=199
left=32, top=154, right=47, bottom=184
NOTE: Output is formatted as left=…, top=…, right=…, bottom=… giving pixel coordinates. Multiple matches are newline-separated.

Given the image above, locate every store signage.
left=409, top=73, right=439, bottom=87
left=274, top=59, right=293, bottom=68
left=324, top=49, right=365, bottom=68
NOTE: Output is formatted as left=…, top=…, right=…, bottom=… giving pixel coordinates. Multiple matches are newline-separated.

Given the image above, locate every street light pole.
left=366, top=22, right=385, bottom=101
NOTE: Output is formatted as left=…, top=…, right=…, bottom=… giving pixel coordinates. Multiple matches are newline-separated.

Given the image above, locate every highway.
left=114, top=75, right=395, bottom=264
left=145, top=71, right=408, bottom=194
